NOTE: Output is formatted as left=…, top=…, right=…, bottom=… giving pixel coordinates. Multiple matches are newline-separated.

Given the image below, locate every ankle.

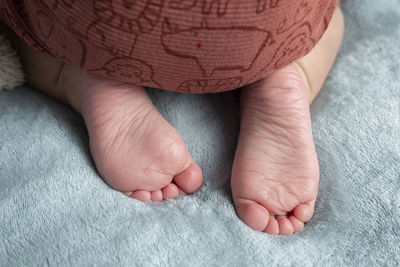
left=57, top=63, right=82, bottom=113
left=295, top=6, right=345, bottom=104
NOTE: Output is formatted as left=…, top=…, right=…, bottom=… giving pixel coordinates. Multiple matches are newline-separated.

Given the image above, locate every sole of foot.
left=231, top=6, right=344, bottom=234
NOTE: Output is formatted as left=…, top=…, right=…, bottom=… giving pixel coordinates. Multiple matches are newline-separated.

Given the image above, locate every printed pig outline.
left=161, top=17, right=274, bottom=77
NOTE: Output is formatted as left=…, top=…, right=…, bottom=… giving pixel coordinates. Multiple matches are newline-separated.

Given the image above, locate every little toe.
left=235, top=199, right=270, bottom=232
left=288, top=215, right=305, bottom=232
left=150, top=190, right=163, bottom=202
left=131, top=190, right=151, bottom=202
left=162, top=183, right=179, bottom=200
left=294, top=201, right=315, bottom=222
left=277, top=217, right=294, bottom=235
left=264, top=216, right=279, bottom=235
left=173, top=162, right=203, bottom=194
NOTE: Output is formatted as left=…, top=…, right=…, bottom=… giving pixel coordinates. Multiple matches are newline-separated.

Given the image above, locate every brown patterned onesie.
left=0, top=0, right=338, bottom=93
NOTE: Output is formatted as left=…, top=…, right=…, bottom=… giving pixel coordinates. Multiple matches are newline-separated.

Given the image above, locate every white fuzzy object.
left=0, top=34, right=25, bottom=91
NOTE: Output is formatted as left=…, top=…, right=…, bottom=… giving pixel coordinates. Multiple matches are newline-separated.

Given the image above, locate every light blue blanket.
left=1, top=0, right=399, bottom=265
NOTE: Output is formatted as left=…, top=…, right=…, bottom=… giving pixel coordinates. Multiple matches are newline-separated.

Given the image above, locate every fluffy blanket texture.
left=0, top=0, right=399, bottom=265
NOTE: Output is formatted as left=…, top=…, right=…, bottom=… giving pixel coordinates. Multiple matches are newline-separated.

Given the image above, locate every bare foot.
left=9, top=32, right=203, bottom=202
left=79, top=71, right=203, bottom=201
left=231, top=6, right=344, bottom=234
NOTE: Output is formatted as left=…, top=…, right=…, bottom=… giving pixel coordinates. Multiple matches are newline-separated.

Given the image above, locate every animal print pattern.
left=0, top=0, right=338, bottom=93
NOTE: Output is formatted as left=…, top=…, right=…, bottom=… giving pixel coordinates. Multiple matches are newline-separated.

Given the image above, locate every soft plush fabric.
left=0, top=0, right=399, bottom=265
left=0, top=0, right=337, bottom=92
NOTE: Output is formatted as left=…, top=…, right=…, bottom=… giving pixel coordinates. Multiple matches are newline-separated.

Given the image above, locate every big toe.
left=173, top=162, right=203, bottom=194
left=235, top=199, right=270, bottom=232
left=294, top=201, right=315, bottom=222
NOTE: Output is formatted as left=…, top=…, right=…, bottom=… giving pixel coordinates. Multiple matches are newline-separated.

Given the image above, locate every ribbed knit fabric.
left=0, top=0, right=337, bottom=92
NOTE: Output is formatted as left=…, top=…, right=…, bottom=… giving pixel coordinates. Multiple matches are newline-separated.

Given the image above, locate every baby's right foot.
left=63, top=65, right=203, bottom=201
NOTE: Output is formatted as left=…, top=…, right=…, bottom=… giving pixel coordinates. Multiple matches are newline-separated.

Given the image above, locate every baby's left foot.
left=231, top=6, right=344, bottom=234
left=231, top=63, right=319, bottom=235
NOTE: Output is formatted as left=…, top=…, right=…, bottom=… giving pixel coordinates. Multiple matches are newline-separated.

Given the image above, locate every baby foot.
left=7, top=29, right=204, bottom=201
left=231, top=5, right=344, bottom=235
left=231, top=63, right=319, bottom=234
left=78, top=71, right=203, bottom=201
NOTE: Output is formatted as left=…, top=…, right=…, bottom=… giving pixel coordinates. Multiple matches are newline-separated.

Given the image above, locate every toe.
left=173, top=162, right=203, bottom=194
left=131, top=190, right=151, bottom=202
left=277, top=217, right=294, bottom=235
left=235, top=199, right=270, bottom=232
left=294, top=201, right=315, bottom=222
left=288, top=215, right=304, bottom=232
left=264, top=216, right=279, bottom=235
left=162, top=183, right=179, bottom=200
left=150, top=190, right=163, bottom=202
